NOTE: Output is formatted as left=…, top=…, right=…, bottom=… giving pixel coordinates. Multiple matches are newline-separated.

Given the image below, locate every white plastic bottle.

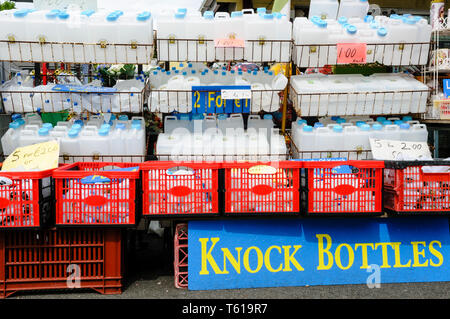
left=410, top=124, right=428, bottom=143
left=273, top=12, right=292, bottom=62
left=1, top=121, right=23, bottom=155
left=338, top=0, right=369, bottom=19
left=309, top=0, right=339, bottom=20
left=118, top=11, right=153, bottom=64
left=297, top=125, right=315, bottom=159
left=186, top=11, right=215, bottom=62
left=92, top=11, right=123, bottom=64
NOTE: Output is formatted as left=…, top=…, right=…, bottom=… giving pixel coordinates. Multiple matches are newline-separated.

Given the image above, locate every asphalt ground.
left=6, top=231, right=450, bottom=300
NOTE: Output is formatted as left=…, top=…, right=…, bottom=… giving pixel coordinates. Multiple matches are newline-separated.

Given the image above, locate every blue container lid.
left=68, top=129, right=79, bottom=138
left=204, top=11, right=214, bottom=19
left=137, top=11, right=151, bottom=21
left=403, top=16, right=417, bottom=25
left=174, top=12, right=186, bottom=19
left=46, top=9, right=60, bottom=19
left=356, top=121, right=366, bottom=127
left=231, top=11, right=243, bottom=18
left=331, top=116, right=340, bottom=121
left=38, top=128, right=49, bottom=136
left=372, top=123, right=383, bottom=130
left=333, top=125, right=343, bottom=133
left=42, top=123, right=53, bottom=130
left=213, top=70, right=218, bottom=74
left=303, top=125, right=313, bottom=132
left=263, top=13, right=274, bottom=20
left=338, top=16, right=348, bottom=25
left=360, top=124, right=371, bottom=131
left=336, top=118, right=346, bottom=124
left=98, top=128, right=109, bottom=136
left=101, top=123, right=111, bottom=130
left=315, top=19, right=327, bottom=28
left=13, top=9, right=30, bottom=18
left=116, top=122, right=126, bottom=130
left=192, top=113, right=204, bottom=120
left=119, top=115, right=129, bottom=121
left=11, top=114, right=22, bottom=121
left=297, top=119, right=307, bottom=125
left=263, top=114, right=273, bottom=120
left=71, top=124, right=82, bottom=131
left=394, top=120, right=404, bottom=125
left=314, top=122, right=324, bottom=128
left=106, top=13, right=119, bottom=21
left=182, top=71, right=188, bottom=76
left=218, top=114, right=228, bottom=120
left=382, top=120, right=392, bottom=126
left=346, top=24, right=357, bottom=34
left=177, top=8, right=187, bottom=14
left=179, top=114, right=190, bottom=120
left=364, top=15, right=374, bottom=23
left=74, top=119, right=84, bottom=126
left=9, top=121, right=20, bottom=129
left=402, top=116, right=413, bottom=121
left=16, top=118, right=25, bottom=126
left=58, top=11, right=70, bottom=19
left=400, top=123, right=410, bottom=130
left=257, top=7, right=266, bottom=13
left=390, top=14, right=401, bottom=19
left=81, top=10, right=95, bottom=17
left=377, top=116, right=386, bottom=122
left=377, top=27, right=388, bottom=36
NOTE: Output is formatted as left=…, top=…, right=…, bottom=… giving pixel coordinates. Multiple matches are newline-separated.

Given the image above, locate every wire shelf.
left=289, top=84, right=430, bottom=117
left=156, top=38, right=292, bottom=63
left=148, top=86, right=283, bottom=113
left=292, top=42, right=431, bottom=68
left=0, top=40, right=154, bottom=64
left=0, top=85, right=147, bottom=114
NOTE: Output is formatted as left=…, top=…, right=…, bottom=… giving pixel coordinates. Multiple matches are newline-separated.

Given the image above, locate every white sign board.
left=33, top=0, right=97, bottom=11
left=221, top=89, right=252, bottom=100
left=369, top=138, right=432, bottom=161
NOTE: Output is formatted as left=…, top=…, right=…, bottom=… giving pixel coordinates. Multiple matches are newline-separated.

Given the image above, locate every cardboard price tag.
left=337, top=43, right=367, bottom=64
left=369, top=138, right=432, bottom=161
left=2, top=141, right=60, bottom=172
left=221, top=89, right=252, bottom=100
left=214, top=38, right=245, bottom=48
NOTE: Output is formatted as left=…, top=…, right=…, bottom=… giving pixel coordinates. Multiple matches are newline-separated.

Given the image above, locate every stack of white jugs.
left=294, top=1, right=432, bottom=67
left=148, top=63, right=288, bottom=113
left=1, top=113, right=146, bottom=163
left=157, top=7, right=292, bottom=62
left=0, top=8, right=153, bottom=63
left=156, top=113, right=287, bottom=161
left=291, top=115, right=428, bottom=159
left=290, top=73, right=429, bottom=117
left=0, top=72, right=145, bottom=114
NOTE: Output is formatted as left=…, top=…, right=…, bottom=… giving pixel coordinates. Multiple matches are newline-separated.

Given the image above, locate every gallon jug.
left=309, top=0, right=339, bottom=20
left=92, top=11, right=123, bottom=64
left=245, top=13, right=277, bottom=62
left=185, top=11, right=215, bottom=62
left=118, top=11, right=153, bottom=63
left=338, top=0, right=369, bottom=19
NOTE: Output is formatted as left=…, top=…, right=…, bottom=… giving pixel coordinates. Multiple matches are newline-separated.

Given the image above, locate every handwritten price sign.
left=2, top=141, right=59, bottom=172
left=337, top=43, right=367, bottom=64
left=214, top=38, right=245, bottom=48
left=369, top=138, right=432, bottom=161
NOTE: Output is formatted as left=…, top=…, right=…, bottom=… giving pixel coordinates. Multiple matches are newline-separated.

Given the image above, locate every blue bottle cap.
left=81, top=10, right=95, bottom=17
left=338, top=16, right=348, bottom=25
left=403, top=16, right=417, bottom=25
left=297, top=119, right=307, bottom=125
left=263, top=114, right=273, bottom=120
left=402, top=116, right=413, bottom=121
left=346, top=24, right=357, bottom=34
left=356, top=121, right=366, bottom=127
left=336, top=118, right=346, bottom=124
left=377, top=116, right=386, bottom=122
left=58, top=11, right=70, bottom=19
left=74, top=119, right=84, bottom=126
left=13, top=9, right=30, bottom=18
left=382, top=120, right=392, bottom=126
left=11, top=114, right=22, bottom=121
left=218, top=114, right=228, bottom=120
left=174, top=12, right=186, bottom=19
left=333, top=125, right=343, bottom=133
left=303, top=125, right=313, bottom=132
left=71, top=124, right=82, bottom=131
left=257, top=7, right=266, bottom=13
left=45, top=10, right=60, bottom=19
left=204, top=11, right=214, bottom=19
left=132, top=122, right=142, bottom=130
left=372, top=123, right=383, bottom=131
left=394, top=120, right=404, bottom=125
left=315, top=19, right=328, bottom=28
left=263, top=13, right=274, bottom=20
left=364, top=15, right=374, bottom=23
left=177, top=8, right=187, bottom=14
left=9, top=121, right=20, bottom=129
left=179, top=114, right=190, bottom=120
left=98, top=128, right=109, bottom=136
left=360, top=124, right=371, bottom=131
left=119, top=115, right=129, bottom=121
left=106, top=13, right=119, bottom=21
left=42, top=123, right=53, bottom=130
left=192, top=113, right=204, bottom=120
left=38, top=128, right=49, bottom=136
left=100, top=123, right=111, bottom=130
left=231, top=11, right=243, bottom=18
left=331, top=116, right=340, bottom=121
left=314, top=122, right=324, bottom=128
left=400, top=123, right=410, bottom=130
left=16, top=118, right=25, bottom=126
left=68, top=129, right=79, bottom=138
left=137, top=11, right=151, bottom=21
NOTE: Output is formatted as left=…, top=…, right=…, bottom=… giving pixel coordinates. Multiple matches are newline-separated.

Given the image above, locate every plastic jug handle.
left=84, top=125, right=98, bottom=132
left=205, top=116, right=216, bottom=121
left=165, top=116, right=177, bottom=121
left=248, top=115, right=261, bottom=120
left=316, top=127, right=329, bottom=134
left=241, top=9, right=255, bottom=15
left=413, top=124, right=426, bottom=130
left=230, top=114, right=243, bottom=119
left=215, top=12, right=230, bottom=19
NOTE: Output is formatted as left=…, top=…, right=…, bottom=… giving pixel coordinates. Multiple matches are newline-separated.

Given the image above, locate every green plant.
left=97, top=64, right=136, bottom=87
left=0, top=1, right=15, bottom=11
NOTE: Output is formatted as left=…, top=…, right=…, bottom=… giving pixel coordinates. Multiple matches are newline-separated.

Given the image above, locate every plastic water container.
left=338, top=0, right=369, bottom=19
left=214, top=12, right=244, bottom=61
left=273, top=13, right=292, bottom=62
left=309, top=0, right=339, bottom=20
left=247, top=114, right=274, bottom=137
left=126, top=121, right=146, bottom=162
left=245, top=13, right=278, bottom=62
left=295, top=18, right=329, bottom=67
left=185, top=11, right=215, bottom=62
left=384, top=124, right=401, bottom=141
left=0, top=9, right=32, bottom=61
left=118, top=11, right=153, bottom=63
left=410, top=124, right=428, bottom=143
left=297, top=125, right=315, bottom=158
left=92, top=11, right=123, bottom=64
left=156, top=133, right=181, bottom=160
left=270, top=129, right=287, bottom=160
left=291, top=77, right=329, bottom=116
left=218, top=113, right=244, bottom=135
left=1, top=121, right=23, bottom=155
left=416, top=17, right=432, bottom=65
left=25, top=10, right=59, bottom=62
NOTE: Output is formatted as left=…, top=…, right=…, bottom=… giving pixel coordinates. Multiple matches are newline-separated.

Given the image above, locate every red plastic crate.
left=174, top=223, right=188, bottom=289
left=0, top=166, right=55, bottom=228
left=0, top=227, right=123, bottom=298
left=53, top=162, right=140, bottom=226
left=141, top=161, right=220, bottom=217
left=384, top=160, right=450, bottom=214
left=223, top=161, right=302, bottom=214
left=302, top=161, right=384, bottom=215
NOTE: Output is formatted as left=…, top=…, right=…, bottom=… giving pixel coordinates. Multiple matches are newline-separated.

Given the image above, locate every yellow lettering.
left=390, top=242, right=411, bottom=268
left=194, top=91, right=200, bottom=108
left=374, top=243, right=394, bottom=268
left=199, top=238, right=225, bottom=275
left=216, top=94, right=223, bottom=108
left=208, top=92, right=215, bottom=109
left=355, top=243, right=375, bottom=269
left=243, top=246, right=263, bottom=274
left=282, top=245, right=304, bottom=271
left=429, top=241, right=444, bottom=267
left=221, top=247, right=242, bottom=274
left=411, top=241, right=428, bottom=267
left=234, top=99, right=241, bottom=108
left=335, top=244, right=354, bottom=270
left=317, top=234, right=333, bottom=270
left=264, top=246, right=283, bottom=273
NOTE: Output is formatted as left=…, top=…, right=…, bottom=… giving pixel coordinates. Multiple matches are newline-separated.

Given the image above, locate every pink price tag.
left=214, top=38, right=245, bottom=48
left=337, top=43, right=367, bottom=64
